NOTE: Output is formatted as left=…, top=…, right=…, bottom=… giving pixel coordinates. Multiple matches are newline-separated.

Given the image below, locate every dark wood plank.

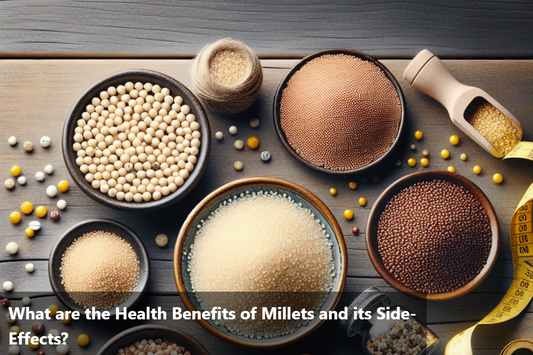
left=1, top=59, right=533, bottom=354
left=0, top=0, right=533, bottom=58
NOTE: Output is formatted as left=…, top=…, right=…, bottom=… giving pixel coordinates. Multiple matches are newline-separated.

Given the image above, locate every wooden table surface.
left=1, top=2, right=533, bottom=355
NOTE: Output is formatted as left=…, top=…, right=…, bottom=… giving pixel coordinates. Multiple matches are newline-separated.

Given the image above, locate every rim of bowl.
left=62, top=69, right=211, bottom=211
left=173, top=177, right=347, bottom=348
left=273, top=49, right=405, bottom=175
left=96, top=325, right=210, bottom=355
left=366, top=170, right=500, bottom=301
left=49, top=219, right=150, bottom=316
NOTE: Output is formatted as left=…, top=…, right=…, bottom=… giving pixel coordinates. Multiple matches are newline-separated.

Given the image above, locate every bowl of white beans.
left=62, top=69, right=211, bottom=211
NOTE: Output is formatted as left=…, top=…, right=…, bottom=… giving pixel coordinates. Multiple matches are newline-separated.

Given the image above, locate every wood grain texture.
left=0, top=59, right=532, bottom=354
left=0, top=0, right=533, bottom=58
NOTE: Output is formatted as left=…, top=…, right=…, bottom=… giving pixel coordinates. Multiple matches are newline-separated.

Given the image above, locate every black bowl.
left=273, top=49, right=405, bottom=174
left=49, top=219, right=150, bottom=315
left=96, top=325, right=210, bottom=355
left=62, top=69, right=211, bottom=211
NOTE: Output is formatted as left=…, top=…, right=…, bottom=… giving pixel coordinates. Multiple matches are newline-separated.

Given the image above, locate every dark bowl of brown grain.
left=366, top=170, right=500, bottom=301
left=273, top=49, right=405, bottom=174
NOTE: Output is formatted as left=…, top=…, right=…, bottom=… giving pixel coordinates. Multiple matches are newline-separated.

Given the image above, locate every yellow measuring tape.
left=500, top=340, right=533, bottom=355
left=445, top=183, right=533, bottom=355
left=503, top=141, right=533, bottom=161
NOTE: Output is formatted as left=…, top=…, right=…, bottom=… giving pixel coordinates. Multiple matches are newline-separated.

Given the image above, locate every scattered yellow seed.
left=246, top=136, right=260, bottom=150
left=57, top=180, right=70, bottom=192
left=407, top=158, right=416, bottom=167
left=473, top=165, right=482, bottom=175
left=460, top=153, right=468, bottom=161
left=493, top=173, right=503, bottom=184
left=10, top=165, right=21, bottom=177
left=48, top=304, right=59, bottom=316
left=21, top=201, right=34, bottom=215
left=329, top=187, right=337, bottom=196
left=441, top=149, right=450, bottom=159
left=25, top=228, right=35, bottom=238
left=9, top=325, right=21, bottom=335
left=447, top=166, right=456, bottom=173
left=28, top=338, right=40, bottom=350
left=343, top=209, right=354, bottom=220
left=420, top=158, right=429, bottom=167
left=77, top=333, right=90, bottom=347
left=35, top=206, right=48, bottom=218
left=358, top=197, right=367, bottom=207
left=10, top=211, right=22, bottom=224
left=414, top=130, right=423, bottom=141
left=449, top=135, right=460, bottom=145
left=60, top=312, right=72, bottom=324
left=349, top=182, right=357, bottom=190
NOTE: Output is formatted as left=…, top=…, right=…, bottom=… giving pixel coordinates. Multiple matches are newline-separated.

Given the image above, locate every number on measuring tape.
left=518, top=203, right=531, bottom=213
left=518, top=244, right=533, bottom=256
left=517, top=223, right=530, bottom=233
left=519, top=280, right=531, bottom=290
left=508, top=298, right=520, bottom=305
left=518, top=234, right=530, bottom=244
left=515, top=289, right=525, bottom=297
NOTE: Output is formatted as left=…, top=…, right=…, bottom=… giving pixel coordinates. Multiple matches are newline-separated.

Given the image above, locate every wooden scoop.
left=403, top=49, right=522, bottom=158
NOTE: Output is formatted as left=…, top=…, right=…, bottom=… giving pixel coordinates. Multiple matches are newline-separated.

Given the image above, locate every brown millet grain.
left=280, top=54, right=402, bottom=171
left=377, top=180, right=492, bottom=294
left=60, top=230, right=140, bottom=309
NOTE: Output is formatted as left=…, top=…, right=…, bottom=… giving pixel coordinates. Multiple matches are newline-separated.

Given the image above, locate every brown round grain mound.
left=280, top=54, right=402, bottom=171
left=377, top=180, right=492, bottom=294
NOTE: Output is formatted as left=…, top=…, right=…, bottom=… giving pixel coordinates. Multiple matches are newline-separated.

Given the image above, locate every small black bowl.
left=97, top=325, right=210, bottom=355
left=62, top=69, right=211, bottom=211
left=273, top=49, right=405, bottom=174
left=49, top=219, right=150, bottom=316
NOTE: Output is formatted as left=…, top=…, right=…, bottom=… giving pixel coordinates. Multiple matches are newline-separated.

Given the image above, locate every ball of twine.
left=191, top=38, right=263, bottom=116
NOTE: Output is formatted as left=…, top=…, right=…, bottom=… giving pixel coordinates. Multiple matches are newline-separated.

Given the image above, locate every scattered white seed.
left=56, top=344, right=69, bottom=355
left=250, top=118, right=260, bottom=128
left=17, top=176, right=27, bottom=185
left=8, top=136, right=17, bottom=146
left=44, top=164, right=54, bottom=174
left=234, top=161, right=244, bottom=171
left=3, top=281, right=13, bottom=292
left=260, top=150, right=271, bottom=162
left=25, top=263, right=35, bottom=273
left=215, top=131, right=224, bottom=141
left=40, top=136, right=51, bottom=148
left=5, top=178, right=15, bottom=190
left=49, top=329, right=60, bottom=337
left=46, top=185, right=58, bottom=197
left=8, top=345, right=20, bottom=355
left=229, top=126, right=238, bottom=135
left=35, top=172, right=45, bottom=182
left=6, top=313, right=15, bottom=323
left=155, top=234, right=168, bottom=247
left=29, top=221, right=41, bottom=231
left=234, top=140, right=244, bottom=150
left=22, top=297, right=31, bottom=306
left=6, top=242, right=19, bottom=255
left=57, top=199, right=67, bottom=210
